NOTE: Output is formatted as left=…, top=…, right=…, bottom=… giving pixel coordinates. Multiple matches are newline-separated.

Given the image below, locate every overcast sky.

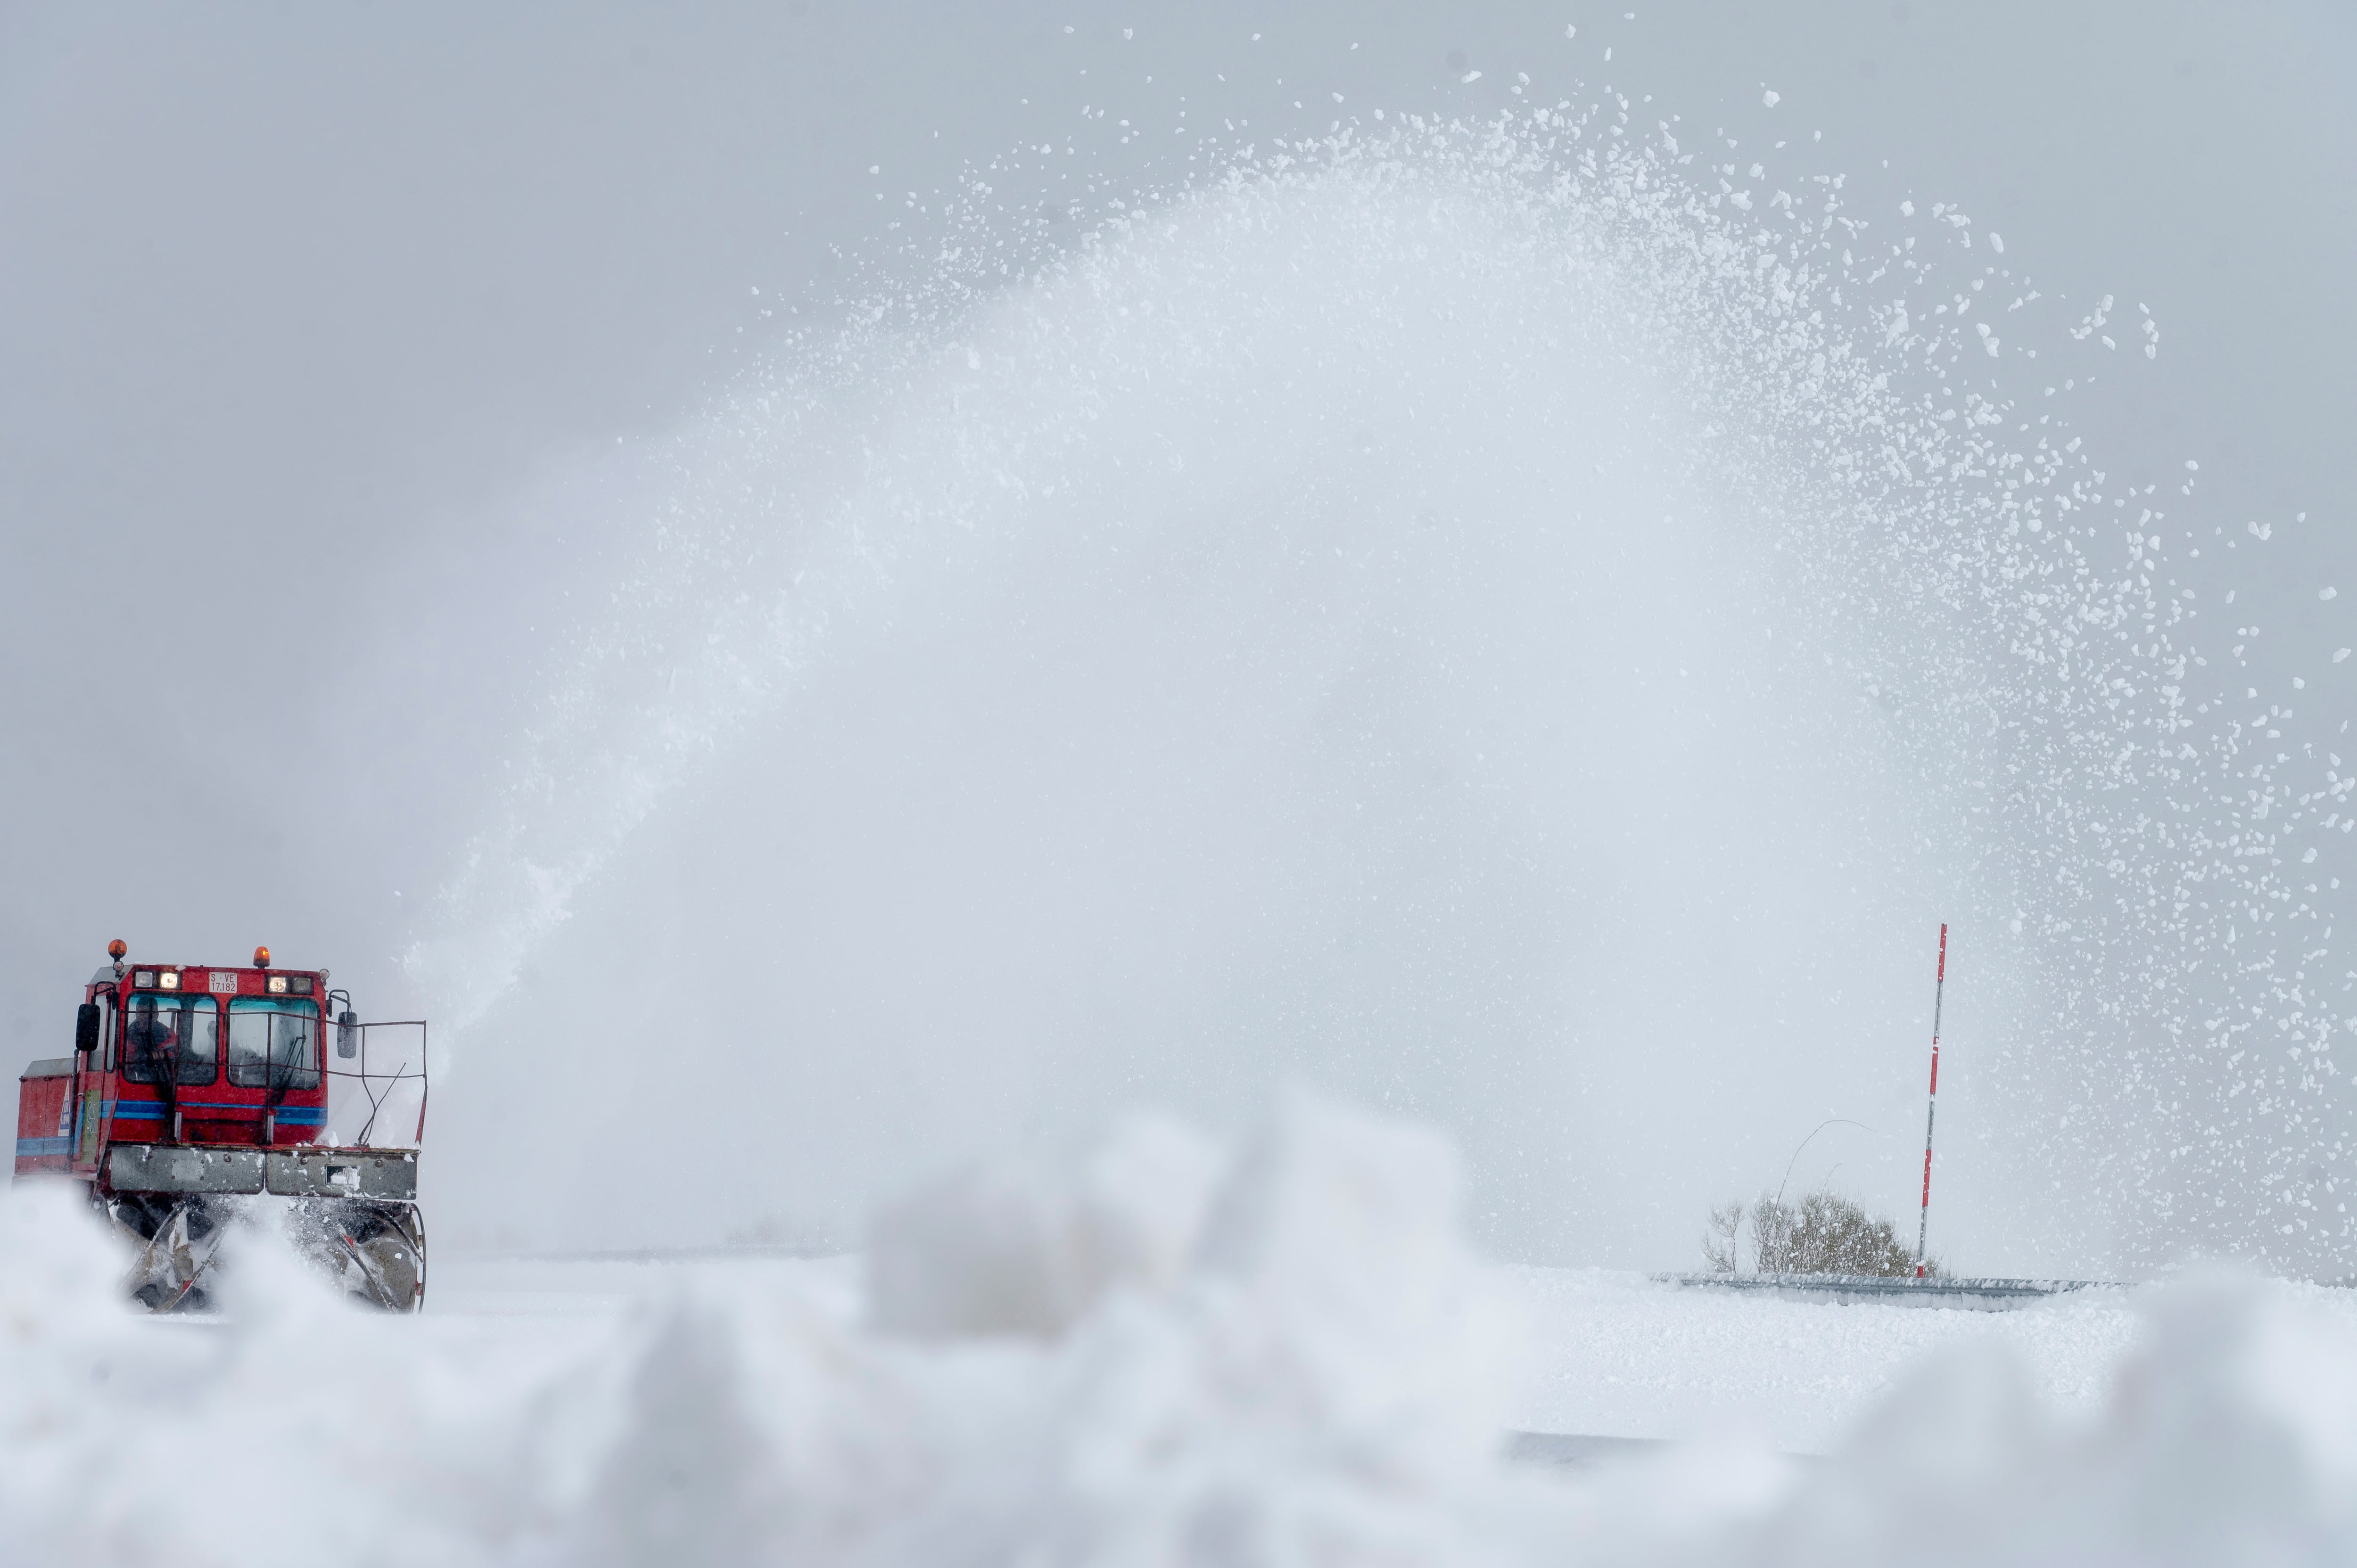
left=4, top=1, right=2350, bottom=1269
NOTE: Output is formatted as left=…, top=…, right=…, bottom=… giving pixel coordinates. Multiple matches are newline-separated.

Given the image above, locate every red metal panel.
left=15, top=1066, right=73, bottom=1177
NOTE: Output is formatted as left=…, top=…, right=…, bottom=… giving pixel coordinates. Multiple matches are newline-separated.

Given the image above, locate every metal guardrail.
left=1652, top=1271, right=2125, bottom=1308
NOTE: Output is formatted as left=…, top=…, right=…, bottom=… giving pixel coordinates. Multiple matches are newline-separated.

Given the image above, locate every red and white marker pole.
left=1914, top=923, right=1948, bottom=1279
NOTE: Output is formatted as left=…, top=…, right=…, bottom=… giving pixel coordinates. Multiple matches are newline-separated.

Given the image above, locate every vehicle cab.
left=17, top=943, right=345, bottom=1185
left=17, top=941, right=428, bottom=1312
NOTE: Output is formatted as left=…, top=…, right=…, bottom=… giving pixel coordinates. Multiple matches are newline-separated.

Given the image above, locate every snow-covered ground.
left=9, top=1100, right=2357, bottom=1565
left=427, top=1253, right=2151, bottom=1458
left=428, top=1251, right=865, bottom=1323
left=1506, top=1268, right=2150, bottom=1452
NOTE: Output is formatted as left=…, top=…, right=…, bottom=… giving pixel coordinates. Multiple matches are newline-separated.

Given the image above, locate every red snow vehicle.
left=15, top=940, right=428, bottom=1311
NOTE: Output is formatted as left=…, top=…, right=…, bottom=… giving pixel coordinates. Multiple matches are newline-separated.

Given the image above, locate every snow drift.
left=7, top=1099, right=2357, bottom=1566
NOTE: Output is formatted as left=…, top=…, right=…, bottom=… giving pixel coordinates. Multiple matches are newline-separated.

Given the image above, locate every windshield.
left=121, top=995, right=217, bottom=1086
left=227, top=997, right=320, bottom=1091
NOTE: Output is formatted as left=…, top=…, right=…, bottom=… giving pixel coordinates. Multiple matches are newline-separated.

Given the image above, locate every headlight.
left=158, top=971, right=180, bottom=990
left=267, top=975, right=288, bottom=994
left=133, top=970, right=156, bottom=987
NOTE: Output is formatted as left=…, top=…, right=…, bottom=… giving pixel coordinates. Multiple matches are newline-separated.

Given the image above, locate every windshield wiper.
left=262, top=1020, right=310, bottom=1139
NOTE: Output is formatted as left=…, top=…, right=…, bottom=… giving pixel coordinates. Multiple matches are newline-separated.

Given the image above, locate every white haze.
left=415, top=152, right=1988, bottom=1266
left=418, top=105, right=2330, bottom=1278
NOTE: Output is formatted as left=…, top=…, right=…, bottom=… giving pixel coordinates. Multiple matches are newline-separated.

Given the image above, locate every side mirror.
left=336, top=1010, right=359, bottom=1059
left=74, top=1002, right=101, bottom=1055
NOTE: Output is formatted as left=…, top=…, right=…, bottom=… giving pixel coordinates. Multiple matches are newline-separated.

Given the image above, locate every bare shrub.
left=1701, top=1199, right=1744, bottom=1272
left=1700, top=1190, right=1941, bottom=1278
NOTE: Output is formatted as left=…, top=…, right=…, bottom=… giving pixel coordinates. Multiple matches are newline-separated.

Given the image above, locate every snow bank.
left=866, top=1112, right=1222, bottom=1338
left=7, top=1101, right=2357, bottom=1565
left=1727, top=1277, right=2357, bottom=1567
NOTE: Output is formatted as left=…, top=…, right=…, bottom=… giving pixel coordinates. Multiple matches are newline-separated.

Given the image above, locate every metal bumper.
left=265, top=1146, right=418, bottom=1200
left=107, top=1145, right=418, bottom=1201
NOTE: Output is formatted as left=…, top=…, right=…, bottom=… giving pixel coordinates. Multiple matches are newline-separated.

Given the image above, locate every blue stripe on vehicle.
left=15, top=1138, right=70, bottom=1158
left=109, top=1100, right=326, bottom=1120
